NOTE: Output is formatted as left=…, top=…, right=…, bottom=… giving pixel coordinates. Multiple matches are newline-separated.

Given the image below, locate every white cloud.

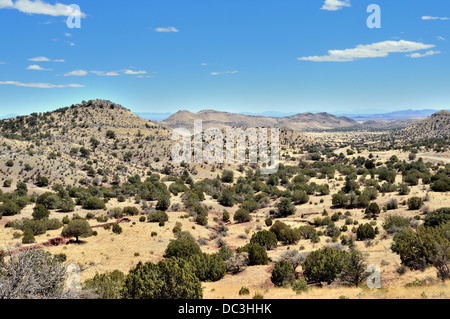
left=29, top=56, right=65, bottom=62
left=436, top=36, right=446, bottom=41
left=321, top=0, right=351, bottom=11
left=64, top=69, right=87, bottom=76
left=124, top=69, right=147, bottom=75
left=0, top=61, right=5, bottom=64
left=155, top=26, right=179, bottom=33
left=29, top=56, right=50, bottom=62
left=201, top=63, right=208, bottom=66
left=211, top=70, right=238, bottom=76
left=26, top=64, right=52, bottom=70
left=422, top=16, right=449, bottom=21
left=407, top=50, right=441, bottom=58
left=298, top=40, right=436, bottom=62
left=0, top=80, right=84, bottom=88
left=0, top=0, right=13, bottom=9
left=3, top=0, right=86, bottom=17
left=64, top=32, right=72, bottom=37
left=90, top=71, right=120, bottom=76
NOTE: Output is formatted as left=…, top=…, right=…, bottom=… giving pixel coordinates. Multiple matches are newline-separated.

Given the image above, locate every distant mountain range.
left=0, top=113, right=19, bottom=120
left=134, top=109, right=447, bottom=123
left=159, top=110, right=358, bottom=131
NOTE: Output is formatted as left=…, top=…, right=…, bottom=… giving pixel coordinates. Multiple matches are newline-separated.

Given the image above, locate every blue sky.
left=0, top=0, right=449, bottom=116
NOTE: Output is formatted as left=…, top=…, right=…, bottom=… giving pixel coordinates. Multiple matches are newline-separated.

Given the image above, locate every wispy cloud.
left=29, top=56, right=50, bottom=62
left=407, top=50, right=441, bottom=58
left=64, top=69, right=88, bottom=76
left=0, top=61, right=5, bottom=64
left=422, top=16, right=449, bottom=21
left=436, top=36, right=446, bottom=41
left=29, top=56, right=64, bottom=62
left=211, top=70, right=238, bottom=76
left=0, top=80, right=84, bottom=88
left=26, top=64, right=52, bottom=71
left=124, top=69, right=147, bottom=75
left=90, top=70, right=120, bottom=76
left=321, top=0, right=351, bottom=11
left=298, top=40, right=435, bottom=62
left=1, top=0, right=86, bottom=17
left=155, top=26, right=179, bottom=33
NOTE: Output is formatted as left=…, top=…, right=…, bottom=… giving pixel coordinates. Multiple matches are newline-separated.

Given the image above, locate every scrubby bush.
left=271, top=260, right=295, bottom=287
left=237, top=243, right=268, bottom=266
left=122, top=258, right=202, bottom=299
left=61, top=219, right=93, bottom=243
left=188, top=253, right=226, bottom=282
left=302, top=247, right=348, bottom=284
left=356, top=224, right=376, bottom=241
left=147, top=210, right=169, bottom=223
left=234, top=208, right=252, bottom=224
left=32, top=204, right=49, bottom=221
left=407, top=197, right=424, bottom=210
left=424, top=208, right=450, bottom=228
left=250, top=230, right=278, bottom=250
left=165, top=238, right=202, bottom=260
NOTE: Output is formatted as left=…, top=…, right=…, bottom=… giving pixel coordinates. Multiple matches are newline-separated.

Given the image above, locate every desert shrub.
left=45, top=219, right=63, bottom=231
left=219, top=192, right=235, bottom=207
left=82, top=197, right=106, bottom=210
left=239, top=287, right=250, bottom=296
left=0, top=249, right=70, bottom=299
left=222, top=211, right=230, bottom=222
left=302, top=247, right=348, bottom=284
left=339, top=248, right=368, bottom=287
left=225, top=252, right=249, bottom=274
left=61, top=219, right=93, bottom=243
left=424, top=208, right=450, bottom=228
left=217, top=246, right=234, bottom=261
left=22, top=229, right=36, bottom=244
left=83, top=270, right=125, bottom=299
left=234, top=208, right=252, bottom=224
left=265, top=218, right=273, bottom=227
left=165, top=238, right=202, bottom=260
left=270, top=221, right=288, bottom=241
left=112, top=224, right=122, bottom=234
left=292, top=277, right=309, bottom=294
left=0, top=201, right=22, bottom=216
left=123, top=206, right=139, bottom=216
left=398, top=183, right=411, bottom=195
left=332, top=192, right=348, bottom=208
left=292, top=191, right=309, bottom=205
left=383, top=215, right=410, bottom=234
left=391, top=225, right=448, bottom=271
left=386, top=198, right=398, bottom=210
left=121, top=258, right=202, bottom=299
left=147, top=210, right=169, bottom=223
left=221, top=171, right=234, bottom=183
left=156, top=194, right=171, bottom=211
left=237, top=243, right=268, bottom=265
left=356, top=224, right=376, bottom=241
left=32, top=204, right=49, bottom=221
left=407, top=197, right=423, bottom=210
left=365, top=202, right=380, bottom=218
left=279, top=227, right=301, bottom=245
left=188, top=253, right=226, bottom=282
left=275, top=197, right=296, bottom=217
left=22, top=219, right=48, bottom=236
left=250, top=230, right=278, bottom=250
left=271, top=260, right=295, bottom=287
left=279, top=249, right=308, bottom=270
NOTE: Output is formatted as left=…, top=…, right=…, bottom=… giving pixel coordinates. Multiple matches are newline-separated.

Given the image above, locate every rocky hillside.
left=159, top=110, right=358, bottom=131
left=397, top=110, right=450, bottom=140
left=0, top=100, right=173, bottom=188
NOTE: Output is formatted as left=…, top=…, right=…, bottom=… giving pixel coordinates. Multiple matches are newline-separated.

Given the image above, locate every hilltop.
left=0, top=100, right=173, bottom=188
left=397, top=110, right=450, bottom=140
